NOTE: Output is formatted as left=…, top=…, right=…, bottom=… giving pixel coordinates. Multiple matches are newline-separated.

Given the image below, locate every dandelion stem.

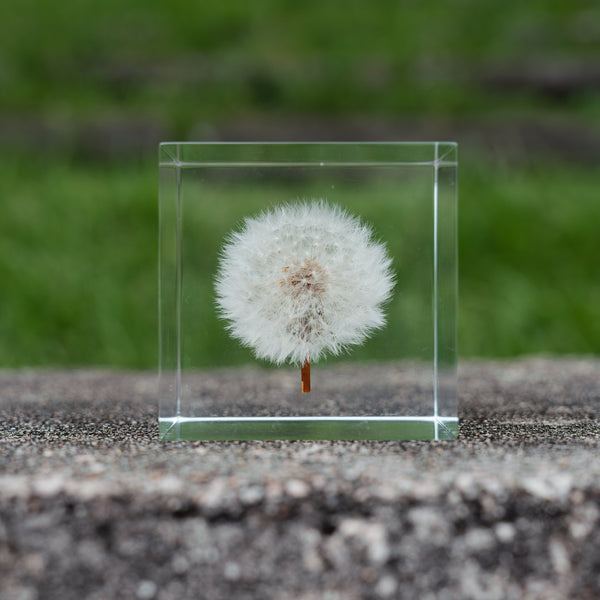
left=301, top=358, right=311, bottom=393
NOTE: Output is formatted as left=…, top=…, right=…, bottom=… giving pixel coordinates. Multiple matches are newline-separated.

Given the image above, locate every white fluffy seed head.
left=215, top=200, right=395, bottom=366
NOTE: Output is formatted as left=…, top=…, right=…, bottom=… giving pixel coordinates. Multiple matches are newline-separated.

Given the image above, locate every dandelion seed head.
left=215, top=200, right=395, bottom=366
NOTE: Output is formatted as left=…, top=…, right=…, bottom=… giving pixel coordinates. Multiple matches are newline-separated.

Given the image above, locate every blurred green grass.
left=1, top=154, right=598, bottom=367
left=0, top=1, right=599, bottom=366
left=0, top=157, right=156, bottom=366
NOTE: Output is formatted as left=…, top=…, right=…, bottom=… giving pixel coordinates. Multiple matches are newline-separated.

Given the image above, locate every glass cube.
left=159, top=142, right=457, bottom=440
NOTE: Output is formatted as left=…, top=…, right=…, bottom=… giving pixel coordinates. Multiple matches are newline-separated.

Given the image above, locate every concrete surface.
left=0, top=358, right=599, bottom=600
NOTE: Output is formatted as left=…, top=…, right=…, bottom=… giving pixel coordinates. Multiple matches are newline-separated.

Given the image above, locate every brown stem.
left=301, top=358, right=311, bottom=393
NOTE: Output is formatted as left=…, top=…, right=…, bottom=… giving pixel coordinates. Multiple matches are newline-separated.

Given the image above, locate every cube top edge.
left=158, top=141, right=457, bottom=167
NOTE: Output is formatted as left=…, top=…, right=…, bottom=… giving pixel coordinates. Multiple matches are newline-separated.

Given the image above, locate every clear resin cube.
left=159, top=142, right=457, bottom=440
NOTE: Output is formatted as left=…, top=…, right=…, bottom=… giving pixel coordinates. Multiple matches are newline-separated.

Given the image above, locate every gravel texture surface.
left=1, top=358, right=599, bottom=600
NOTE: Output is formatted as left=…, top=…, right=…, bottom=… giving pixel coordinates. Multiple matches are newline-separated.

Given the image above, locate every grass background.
left=0, top=1, right=599, bottom=367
